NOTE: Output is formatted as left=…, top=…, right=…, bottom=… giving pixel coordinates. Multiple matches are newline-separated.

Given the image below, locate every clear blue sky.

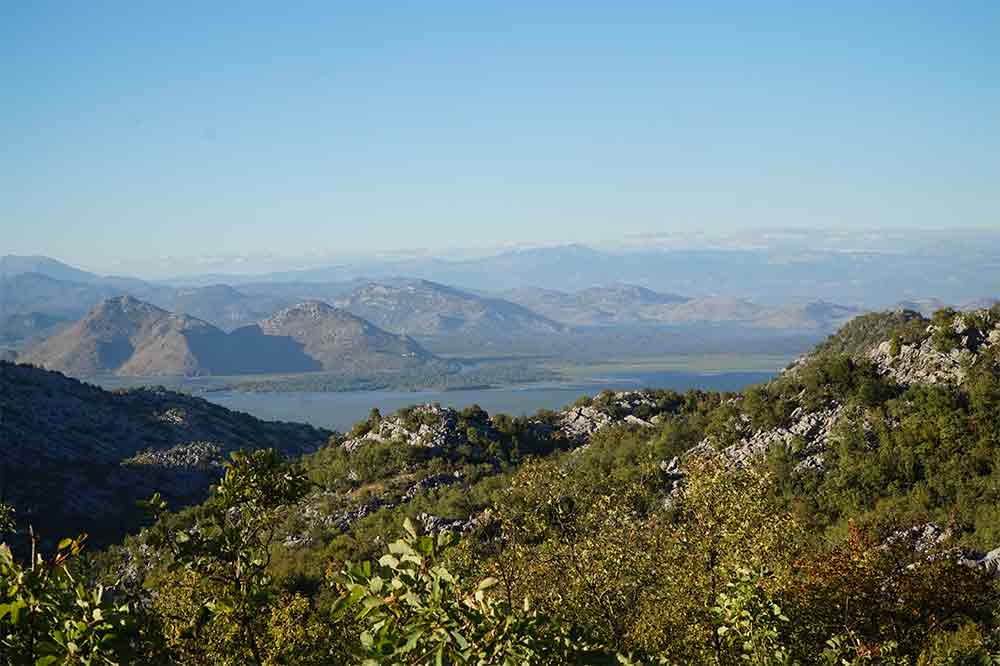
left=3, top=2, right=999, bottom=272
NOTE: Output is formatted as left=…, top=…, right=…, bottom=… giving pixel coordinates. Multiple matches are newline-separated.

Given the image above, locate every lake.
left=204, top=369, right=775, bottom=431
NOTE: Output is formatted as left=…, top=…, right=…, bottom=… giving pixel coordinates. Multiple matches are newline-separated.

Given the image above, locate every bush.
left=331, top=519, right=604, bottom=664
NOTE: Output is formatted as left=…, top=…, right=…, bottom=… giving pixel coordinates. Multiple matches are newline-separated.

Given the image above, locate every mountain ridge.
left=19, top=296, right=437, bottom=377
left=334, top=279, right=566, bottom=337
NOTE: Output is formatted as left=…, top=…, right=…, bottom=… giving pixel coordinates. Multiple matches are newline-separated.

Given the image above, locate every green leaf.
left=389, top=540, right=417, bottom=558
left=404, top=628, right=424, bottom=651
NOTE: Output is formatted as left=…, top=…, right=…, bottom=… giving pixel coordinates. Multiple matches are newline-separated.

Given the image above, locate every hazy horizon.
left=7, top=225, right=1000, bottom=281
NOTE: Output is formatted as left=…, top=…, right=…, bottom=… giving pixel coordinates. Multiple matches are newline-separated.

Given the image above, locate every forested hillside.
left=3, top=306, right=1000, bottom=664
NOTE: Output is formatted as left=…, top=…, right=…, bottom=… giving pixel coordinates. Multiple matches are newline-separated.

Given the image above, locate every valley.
left=6, top=8, right=1000, bottom=660
left=3, top=303, right=1000, bottom=663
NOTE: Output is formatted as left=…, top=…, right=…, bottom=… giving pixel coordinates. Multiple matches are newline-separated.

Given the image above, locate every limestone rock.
left=342, top=404, right=494, bottom=452
left=867, top=312, right=1000, bottom=386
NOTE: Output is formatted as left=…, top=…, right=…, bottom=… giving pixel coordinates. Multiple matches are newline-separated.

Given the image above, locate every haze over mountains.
left=258, top=301, right=431, bottom=371
left=2, top=253, right=996, bottom=379
left=334, top=279, right=564, bottom=336
left=142, top=230, right=1000, bottom=308
left=504, top=286, right=862, bottom=330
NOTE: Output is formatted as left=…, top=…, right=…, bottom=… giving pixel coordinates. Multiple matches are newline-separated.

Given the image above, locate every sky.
left=3, top=2, right=999, bottom=275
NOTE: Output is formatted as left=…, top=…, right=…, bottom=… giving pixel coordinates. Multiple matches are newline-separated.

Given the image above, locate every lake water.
left=204, top=370, right=775, bottom=431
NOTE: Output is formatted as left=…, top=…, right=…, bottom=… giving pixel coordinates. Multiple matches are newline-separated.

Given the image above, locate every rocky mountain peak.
left=91, top=295, right=163, bottom=319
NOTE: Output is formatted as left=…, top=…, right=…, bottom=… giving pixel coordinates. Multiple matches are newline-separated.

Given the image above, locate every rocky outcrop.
left=327, top=399, right=674, bottom=456
left=417, top=510, right=496, bottom=537
left=402, top=472, right=463, bottom=502
left=123, top=441, right=225, bottom=470
left=342, top=404, right=492, bottom=452
left=868, top=312, right=1000, bottom=386
left=732, top=405, right=844, bottom=472
left=281, top=471, right=471, bottom=548
left=885, top=523, right=1000, bottom=579
left=550, top=391, right=664, bottom=445
left=686, top=401, right=851, bottom=474
left=555, top=406, right=614, bottom=444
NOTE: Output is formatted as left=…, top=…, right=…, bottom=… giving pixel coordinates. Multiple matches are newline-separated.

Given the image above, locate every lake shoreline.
left=201, top=368, right=780, bottom=432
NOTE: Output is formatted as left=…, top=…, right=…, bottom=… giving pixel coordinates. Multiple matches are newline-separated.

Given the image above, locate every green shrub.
left=332, top=518, right=604, bottom=664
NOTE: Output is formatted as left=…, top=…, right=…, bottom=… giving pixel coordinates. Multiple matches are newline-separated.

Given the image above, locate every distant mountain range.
left=505, top=285, right=688, bottom=326
left=145, top=240, right=1000, bottom=308
left=2, top=255, right=995, bottom=361
left=0, top=312, right=71, bottom=347
left=505, top=285, right=862, bottom=330
left=19, top=296, right=435, bottom=378
left=0, top=258, right=567, bottom=339
left=0, top=255, right=100, bottom=283
left=334, top=279, right=565, bottom=336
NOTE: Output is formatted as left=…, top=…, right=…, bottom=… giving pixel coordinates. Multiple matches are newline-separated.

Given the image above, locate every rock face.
left=290, top=393, right=681, bottom=548
left=335, top=279, right=565, bottom=337
left=868, top=313, right=1000, bottom=386
left=402, top=472, right=463, bottom=502
left=417, top=510, right=495, bottom=537
left=0, top=361, right=331, bottom=545
left=555, top=406, right=614, bottom=444
left=691, top=308, right=1000, bottom=477
left=258, top=301, right=434, bottom=372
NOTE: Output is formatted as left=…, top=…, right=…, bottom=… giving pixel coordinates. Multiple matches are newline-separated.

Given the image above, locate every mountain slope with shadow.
left=0, top=361, right=331, bottom=546
left=19, top=296, right=323, bottom=377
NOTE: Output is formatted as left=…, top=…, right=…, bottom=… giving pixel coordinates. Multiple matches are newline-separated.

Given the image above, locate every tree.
left=142, top=449, right=315, bottom=665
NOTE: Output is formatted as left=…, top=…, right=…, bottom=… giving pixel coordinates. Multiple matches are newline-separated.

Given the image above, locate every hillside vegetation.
left=0, top=361, right=330, bottom=546
left=3, top=307, right=1000, bottom=663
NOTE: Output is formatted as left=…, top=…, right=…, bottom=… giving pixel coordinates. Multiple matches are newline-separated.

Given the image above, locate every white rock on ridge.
left=868, top=312, right=1000, bottom=386
left=689, top=403, right=850, bottom=473
left=342, top=404, right=489, bottom=452
left=551, top=390, right=663, bottom=444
